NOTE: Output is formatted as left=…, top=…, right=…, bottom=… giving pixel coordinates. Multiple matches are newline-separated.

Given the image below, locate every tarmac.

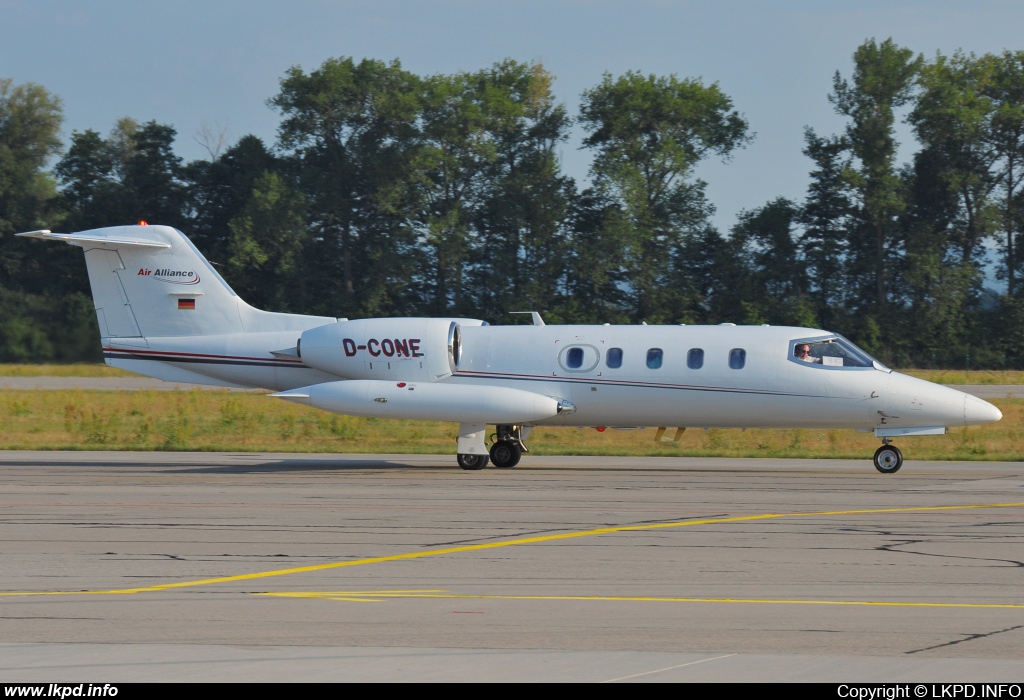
left=0, top=451, right=1021, bottom=682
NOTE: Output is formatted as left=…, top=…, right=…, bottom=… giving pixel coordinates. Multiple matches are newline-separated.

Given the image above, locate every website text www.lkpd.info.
left=5, top=686, right=117, bottom=698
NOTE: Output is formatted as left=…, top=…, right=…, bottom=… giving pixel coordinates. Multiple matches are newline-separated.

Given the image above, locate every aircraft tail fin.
left=18, top=225, right=333, bottom=339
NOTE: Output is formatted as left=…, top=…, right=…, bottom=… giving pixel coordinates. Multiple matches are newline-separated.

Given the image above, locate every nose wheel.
left=873, top=443, right=903, bottom=474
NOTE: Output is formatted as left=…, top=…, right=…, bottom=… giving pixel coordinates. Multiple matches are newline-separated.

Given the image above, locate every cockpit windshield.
left=790, top=335, right=886, bottom=370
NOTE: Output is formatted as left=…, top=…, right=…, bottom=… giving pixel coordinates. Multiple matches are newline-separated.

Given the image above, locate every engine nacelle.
left=299, top=317, right=483, bottom=381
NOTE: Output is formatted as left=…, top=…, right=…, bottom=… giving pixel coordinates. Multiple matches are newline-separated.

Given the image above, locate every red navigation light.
left=397, top=382, right=406, bottom=387
left=595, top=426, right=606, bottom=432
left=137, top=220, right=148, bottom=226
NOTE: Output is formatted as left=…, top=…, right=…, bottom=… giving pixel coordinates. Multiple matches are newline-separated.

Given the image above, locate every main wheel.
left=873, top=444, right=903, bottom=474
left=457, top=453, right=489, bottom=470
left=489, top=440, right=522, bottom=468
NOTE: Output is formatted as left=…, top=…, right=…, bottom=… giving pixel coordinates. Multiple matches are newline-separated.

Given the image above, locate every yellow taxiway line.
left=0, top=501, right=1022, bottom=598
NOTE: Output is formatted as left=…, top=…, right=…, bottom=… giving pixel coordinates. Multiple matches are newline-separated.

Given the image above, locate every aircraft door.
left=553, top=342, right=605, bottom=417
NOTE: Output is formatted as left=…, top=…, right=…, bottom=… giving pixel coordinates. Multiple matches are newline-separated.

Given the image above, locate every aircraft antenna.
left=510, top=311, right=545, bottom=326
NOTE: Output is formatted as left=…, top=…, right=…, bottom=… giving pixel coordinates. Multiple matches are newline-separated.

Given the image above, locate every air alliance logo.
left=138, top=268, right=200, bottom=285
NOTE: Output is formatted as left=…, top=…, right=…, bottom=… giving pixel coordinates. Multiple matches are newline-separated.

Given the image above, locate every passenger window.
left=646, top=348, right=663, bottom=369
left=606, top=347, right=623, bottom=369
left=687, top=348, right=704, bottom=369
left=566, top=347, right=584, bottom=369
left=729, top=348, right=746, bottom=369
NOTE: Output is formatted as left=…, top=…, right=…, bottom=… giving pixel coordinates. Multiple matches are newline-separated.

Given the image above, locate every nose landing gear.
left=873, top=439, right=903, bottom=474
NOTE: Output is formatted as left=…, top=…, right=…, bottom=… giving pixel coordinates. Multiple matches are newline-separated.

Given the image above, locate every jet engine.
left=298, top=317, right=484, bottom=382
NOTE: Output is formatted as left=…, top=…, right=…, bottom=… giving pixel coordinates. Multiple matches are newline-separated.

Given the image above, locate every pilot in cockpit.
left=795, top=343, right=821, bottom=363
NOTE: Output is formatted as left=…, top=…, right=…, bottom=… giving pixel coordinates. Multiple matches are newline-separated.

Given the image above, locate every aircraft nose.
left=964, top=394, right=1002, bottom=425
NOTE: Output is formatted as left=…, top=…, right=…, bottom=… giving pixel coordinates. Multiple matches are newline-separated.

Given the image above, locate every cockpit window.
left=789, top=335, right=883, bottom=369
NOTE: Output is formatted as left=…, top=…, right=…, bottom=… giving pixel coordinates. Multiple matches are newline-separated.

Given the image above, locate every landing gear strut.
left=489, top=425, right=527, bottom=469
left=873, top=439, right=903, bottom=474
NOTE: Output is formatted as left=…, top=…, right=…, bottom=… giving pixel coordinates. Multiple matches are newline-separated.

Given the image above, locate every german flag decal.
left=178, top=298, right=196, bottom=310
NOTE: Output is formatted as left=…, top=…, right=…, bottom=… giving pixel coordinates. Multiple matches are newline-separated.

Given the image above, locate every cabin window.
left=687, top=348, right=704, bottom=369
left=646, top=348, right=663, bottom=369
left=789, top=336, right=880, bottom=369
left=606, top=347, right=623, bottom=368
left=729, top=348, right=746, bottom=369
left=558, top=344, right=601, bottom=373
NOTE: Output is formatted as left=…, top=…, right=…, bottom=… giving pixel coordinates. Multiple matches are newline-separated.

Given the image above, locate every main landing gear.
left=457, top=424, right=528, bottom=470
left=457, top=453, right=489, bottom=470
left=873, top=439, right=903, bottom=474
left=489, top=424, right=526, bottom=469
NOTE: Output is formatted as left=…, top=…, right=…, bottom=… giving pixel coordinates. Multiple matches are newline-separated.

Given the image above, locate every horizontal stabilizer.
left=16, top=230, right=171, bottom=249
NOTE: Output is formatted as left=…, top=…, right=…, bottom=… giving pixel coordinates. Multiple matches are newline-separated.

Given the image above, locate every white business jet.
left=18, top=224, right=1002, bottom=474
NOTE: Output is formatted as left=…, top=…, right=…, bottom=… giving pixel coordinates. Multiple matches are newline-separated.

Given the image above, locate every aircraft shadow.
left=162, top=457, right=449, bottom=474
left=0, top=456, right=444, bottom=474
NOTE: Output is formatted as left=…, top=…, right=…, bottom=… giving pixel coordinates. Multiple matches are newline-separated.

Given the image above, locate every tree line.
left=2, top=38, right=1024, bottom=368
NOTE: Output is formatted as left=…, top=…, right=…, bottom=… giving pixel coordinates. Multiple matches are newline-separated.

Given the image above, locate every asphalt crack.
left=876, top=538, right=1024, bottom=568
left=906, top=624, right=1024, bottom=654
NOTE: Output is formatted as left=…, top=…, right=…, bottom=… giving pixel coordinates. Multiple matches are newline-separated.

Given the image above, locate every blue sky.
left=4, top=0, right=1023, bottom=236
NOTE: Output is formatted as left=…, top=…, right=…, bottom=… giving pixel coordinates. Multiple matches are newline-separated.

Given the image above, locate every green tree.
left=271, top=57, right=421, bottom=318
left=987, top=51, right=1024, bottom=296
left=0, top=79, right=63, bottom=234
left=559, top=187, right=631, bottom=324
left=459, top=61, right=575, bottom=320
left=225, top=172, right=307, bottom=311
left=0, top=79, right=68, bottom=297
left=412, top=69, right=500, bottom=315
left=903, top=50, right=1024, bottom=365
left=732, top=197, right=814, bottom=326
left=183, top=134, right=280, bottom=266
left=910, top=51, right=1001, bottom=269
left=56, top=118, right=187, bottom=230
left=578, top=71, right=750, bottom=322
left=798, top=128, right=854, bottom=329
left=830, top=39, right=922, bottom=316
left=678, top=225, right=753, bottom=325
left=0, top=80, right=99, bottom=362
